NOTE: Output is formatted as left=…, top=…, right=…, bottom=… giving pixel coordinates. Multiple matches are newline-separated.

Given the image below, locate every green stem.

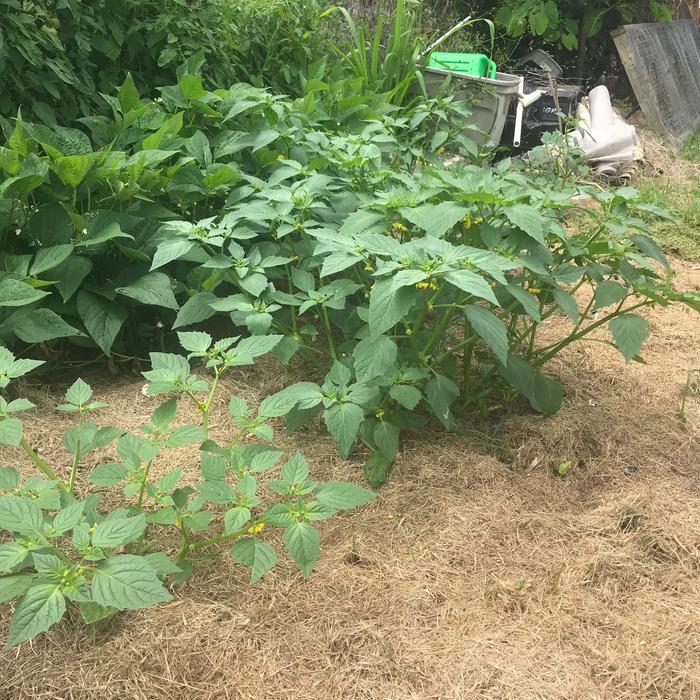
left=68, top=414, right=83, bottom=494
left=535, top=300, right=651, bottom=366
left=190, top=519, right=264, bottom=551
left=461, top=321, right=476, bottom=399
left=136, top=459, right=154, bottom=508
left=319, top=306, right=337, bottom=360
left=19, top=438, right=65, bottom=488
left=201, top=368, right=222, bottom=438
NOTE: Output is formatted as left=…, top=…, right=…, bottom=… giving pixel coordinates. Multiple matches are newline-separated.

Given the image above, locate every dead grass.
left=0, top=260, right=698, bottom=699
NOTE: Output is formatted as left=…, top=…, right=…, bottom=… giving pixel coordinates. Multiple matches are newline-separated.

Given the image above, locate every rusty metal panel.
left=613, top=19, right=700, bottom=149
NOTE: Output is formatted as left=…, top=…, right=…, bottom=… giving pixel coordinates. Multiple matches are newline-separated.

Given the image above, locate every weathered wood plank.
left=613, top=19, right=700, bottom=149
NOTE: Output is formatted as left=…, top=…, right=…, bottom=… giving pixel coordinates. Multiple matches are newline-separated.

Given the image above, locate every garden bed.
left=1, top=259, right=698, bottom=700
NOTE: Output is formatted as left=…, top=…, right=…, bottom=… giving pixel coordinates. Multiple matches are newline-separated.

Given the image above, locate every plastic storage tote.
left=423, top=67, right=522, bottom=146
left=426, top=52, right=497, bottom=79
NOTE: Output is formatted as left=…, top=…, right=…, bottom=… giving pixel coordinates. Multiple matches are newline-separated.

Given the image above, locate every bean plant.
left=0, top=338, right=374, bottom=649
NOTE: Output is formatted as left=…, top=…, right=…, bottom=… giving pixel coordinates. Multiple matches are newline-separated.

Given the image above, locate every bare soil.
left=0, top=259, right=698, bottom=700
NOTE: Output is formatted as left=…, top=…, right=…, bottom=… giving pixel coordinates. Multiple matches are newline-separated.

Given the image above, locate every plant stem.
left=461, top=320, right=476, bottom=399
left=136, top=459, right=154, bottom=508
left=535, top=300, right=651, bottom=366
left=190, top=519, right=263, bottom=551
left=319, top=306, right=337, bottom=360
left=19, top=438, right=65, bottom=488
left=68, top=414, right=83, bottom=494
left=201, top=368, right=222, bottom=438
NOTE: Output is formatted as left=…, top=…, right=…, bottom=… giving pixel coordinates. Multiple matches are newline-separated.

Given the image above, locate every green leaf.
left=151, top=238, right=195, bottom=271
left=173, top=292, right=217, bottom=328
left=594, top=280, right=628, bottom=310
left=0, top=495, right=44, bottom=535
left=400, top=203, right=470, bottom=238
left=8, top=308, right=84, bottom=343
left=29, top=244, right=74, bottom=276
left=323, top=402, right=364, bottom=458
left=89, top=463, right=129, bottom=487
left=118, top=73, right=141, bottom=112
left=315, top=481, right=376, bottom=509
left=283, top=522, right=320, bottom=577
left=65, top=378, right=92, bottom=406
left=151, top=398, right=177, bottom=428
left=352, top=336, right=398, bottom=383
left=0, top=574, right=32, bottom=604
left=552, top=288, right=580, bottom=323
left=235, top=335, right=283, bottom=360
left=0, top=417, right=23, bottom=446
left=373, top=421, right=399, bottom=461
left=503, top=205, right=547, bottom=244
left=499, top=354, right=563, bottom=415
left=230, top=538, right=277, bottom=583
left=223, top=506, right=251, bottom=534
left=264, top=383, right=324, bottom=416
left=166, top=426, right=204, bottom=448
left=51, top=502, right=85, bottom=535
left=177, top=331, right=212, bottom=354
left=116, top=272, right=179, bottom=310
left=505, top=285, right=541, bottom=321
left=77, top=291, right=128, bottom=356
left=91, top=514, right=147, bottom=548
left=281, top=452, right=309, bottom=485
left=609, top=314, right=649, bottom=362
left=54, top=256, right=92, bottom=303
left=363, top=452, right=393, bottom=487
left=389, top=384, right=422, bottom=410
left=369, top=279, right=416, bottom=335
left=144, top=552, right=182, bottom=577
left=465, top=305, right=508, bottom=365
left=91, top=555, right=172, bottom=610
left=249, top=449, right=284, bottom=472
left=0, top=542, right=29, bottom=572
left=0, top=467, right=20, bottom=491
left=0, top=278, right=49, bottom=308
left=5, top=584, right=66, bottom=649
left=196, top=481, right=235, bottom=504
left=444, top=270, right=498, bottom=305
left=78, top=601, right=117, bottom=624
left=425, top=375, right=459, bottom=431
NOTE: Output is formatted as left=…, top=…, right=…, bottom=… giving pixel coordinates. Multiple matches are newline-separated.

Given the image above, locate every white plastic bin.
left=424, top=68, right=522, bottom=146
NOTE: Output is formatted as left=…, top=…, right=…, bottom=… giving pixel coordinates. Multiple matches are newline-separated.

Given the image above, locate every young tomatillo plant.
left=0, top=341, right=374, bottom=650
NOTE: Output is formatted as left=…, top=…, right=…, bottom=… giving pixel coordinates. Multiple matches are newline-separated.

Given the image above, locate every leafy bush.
left=1, top=70, right=698, bottom=485
left=0, top=0, right=327, bottom=123
left=0, top=336, right=374, bottom=649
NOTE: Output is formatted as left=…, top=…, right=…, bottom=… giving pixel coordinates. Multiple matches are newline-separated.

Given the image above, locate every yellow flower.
left=437, top=146, right=445, bottom=154
left=276, top=154, right=285, bottom=161
left=392, top=222, right=408, bottom=232
left=529, top=287, right=541, bottom=295
left=416, top=281, right=430, bottom=289
left=247, top=522, right=265, bottom=534
left=364, top=263, right=374, bottom=272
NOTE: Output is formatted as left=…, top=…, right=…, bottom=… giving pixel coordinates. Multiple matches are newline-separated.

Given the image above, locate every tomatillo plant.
left=0, top=341, right=374, bottom=650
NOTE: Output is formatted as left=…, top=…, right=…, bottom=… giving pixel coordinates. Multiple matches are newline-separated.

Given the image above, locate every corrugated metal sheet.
left=613, top=19, right=700, bottom=149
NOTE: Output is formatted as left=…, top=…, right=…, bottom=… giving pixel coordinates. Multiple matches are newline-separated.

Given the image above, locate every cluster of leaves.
left=0, top=337, right=374, bottom=649
left=1, top=66, right=699, bottom=484
left=0, top=70, right=475, bottom=356
left=0, top=0, right=328, bottom=123
left=493, top=0, right=672, bottom=51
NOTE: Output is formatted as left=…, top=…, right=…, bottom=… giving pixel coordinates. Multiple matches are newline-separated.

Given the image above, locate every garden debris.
left=572, top=85, right=643, bottom=180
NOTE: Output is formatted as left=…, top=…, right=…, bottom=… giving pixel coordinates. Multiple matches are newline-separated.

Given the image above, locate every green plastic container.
left=427, top=52, right=497, bottom=79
